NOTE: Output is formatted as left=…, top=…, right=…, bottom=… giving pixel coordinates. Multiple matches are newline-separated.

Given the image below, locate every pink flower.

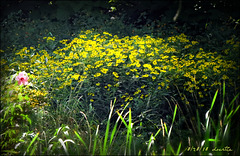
left=15, top=71, right=29, bottom=85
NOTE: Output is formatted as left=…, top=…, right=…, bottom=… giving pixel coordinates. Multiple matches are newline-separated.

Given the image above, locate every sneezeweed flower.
left=113, top=72, right=119, bottom=78
left=152, top=76, right=156, bottom=80
left=15, top=71, right=29, bottom=85
left=94, top=73, right=101, bottom=77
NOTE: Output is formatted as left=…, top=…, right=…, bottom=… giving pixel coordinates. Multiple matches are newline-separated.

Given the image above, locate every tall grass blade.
left=227, top=93, right=240, bottom=120
left=128, top=108, right=132, bottom=155
left=176, top=142, right=182, bottom=155
left=103, top=99, right=115, bottom=155
left=29, top=144, right=37, bottom=156
left=146, top=133, right=154, bottom=155
left=58, top=138, right=69, bottom=156
left=210, top=90, right=218, bottom=111
left=110, top=102, right=130, bottom=146
left=116, top=107, right=132, bottom=155
left=138, top=150, right=141, bottom=156
left=92, top=125, right=99, bottom=156
left=166, top=143, right=175, bottom=155
left=116, top=111, right=128, bottom=128
left=223, top=123, right=229, bottom=138
left=196, top=109, right=201, bottom=136
left=223, top=81, right=225, bottom=104
left=172, top=104, right=178, bottom=125
left=163, top=122, right=168, bottom=135
left=109, top=119, right=118, bottom=146
left=154, top=128, right=162, bottom=138
left=74, top=130, right=87, bottom=150
left=229, top=93, right=240, bottom=110
left=25, top=132, right=39, bottom=156
left=168, top=104, right=177, bottom=139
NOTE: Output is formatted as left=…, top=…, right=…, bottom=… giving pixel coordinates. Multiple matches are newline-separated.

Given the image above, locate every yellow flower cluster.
left=28, top=88, right=49, bottom=108
left=7, top=29, right=238, bottom=105
left=43, top=36, right=56, bottom=41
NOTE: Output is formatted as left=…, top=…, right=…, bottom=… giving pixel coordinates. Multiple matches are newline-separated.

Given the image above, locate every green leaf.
left=11, top=106, right=15, bottom=115
left=210, top=90, right=218, bottom=111
left=176, top=142, right=182, bottom=155
left=24, top=95, right=30, bottom=101
left=18, top=93, right=23, bottom=101
left=73, top=130, right=87, bottom=150
left=26, top=132, right=39, bottom=155
left=1, top=150, right=19, bottom=154
left=92, top=125, right=99, bottom=156
left=20, top=114, right=32, bottom=125
left=30, top=144, right=37, bottom=156
left=16, top=104, right=23, bottom=112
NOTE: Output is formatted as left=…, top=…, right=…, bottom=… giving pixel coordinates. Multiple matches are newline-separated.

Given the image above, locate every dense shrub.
left=1, top=29, right=238, bottom=119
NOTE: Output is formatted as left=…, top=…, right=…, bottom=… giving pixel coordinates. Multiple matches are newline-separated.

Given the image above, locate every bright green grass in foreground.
left=1, top=30, right=239, bottom=155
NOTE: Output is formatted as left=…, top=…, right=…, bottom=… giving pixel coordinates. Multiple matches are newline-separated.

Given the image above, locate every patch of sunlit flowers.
left=0, top=72, right=49, bottom=109
left=3, top=29, right=239, bottom=106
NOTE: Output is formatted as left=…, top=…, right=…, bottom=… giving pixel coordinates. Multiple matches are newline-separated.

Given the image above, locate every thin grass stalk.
left=227, top=93, right=240, bottom=120
left=138, top=150, right=141, bottom=156
left=92, top=125, right=99, bottom=156
left=24, top=132, right=39, bottom=156
left=29, top=144, right=37, bottom=156
left=109, top=102, right=130, bottom=152
left=61, top=139, right=75, bottom=155
left=116, top=111, right=128, bottom=129
left=146, top=128, right=162, bottom=155
left=79, top=111, right=91, bottom=152
left=168, top=104, right=177, bottom=139
left=74, top=130, right=88, bottom=150
left=41, top=131, right=48, bottom=155
left=196, top=110, right=201, bottom=137
left=146, top=133, right=154, bottom=155
left=165, top=104, right=178, bottom=155
left=102, top=99, right=115, bottom=155
left=176, top=142, right=182, bottom=155
left=128, top=108, right=132, bottom=155
left=102, top=112, right=111, bottom=154
left=204, top=89, right=218, bottom=148
left=116, top=109, right=130, bottom=156
left=58, top=138, right=69, bottom=155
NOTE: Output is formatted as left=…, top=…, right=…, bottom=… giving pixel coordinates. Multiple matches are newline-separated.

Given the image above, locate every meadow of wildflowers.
left=0, top=29, right=239, bottom=155
left=4, top=30, right=239, bottom=108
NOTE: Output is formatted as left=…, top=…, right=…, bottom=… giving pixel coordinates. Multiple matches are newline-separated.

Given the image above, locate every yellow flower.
left=142, top=74, right=149, bottom=78
left=153, top=60, right=157, bottom=65
left=94, top=73, right=101, bottom=77
left=191, top=41, right=198, bottom=45
left=113, top=44, right=117, bottom=48
left=72, top=74, right=80, bottom=80
left=113, top=72, right=119, bottom=78
left=43, top=36, right=56, bottom=41
left=141, top=85, right=146, bottom=88
left=101, top=68, right=108, bottom=74
left=202, top=75, right=207, bottom=79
